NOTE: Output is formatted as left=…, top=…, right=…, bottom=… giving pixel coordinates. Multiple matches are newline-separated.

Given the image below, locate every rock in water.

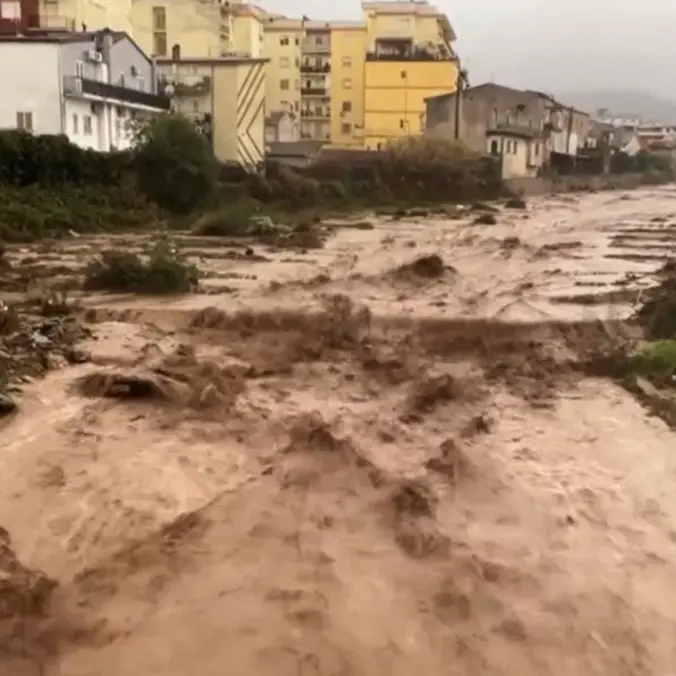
left=0, top=394, right=17, bottom=417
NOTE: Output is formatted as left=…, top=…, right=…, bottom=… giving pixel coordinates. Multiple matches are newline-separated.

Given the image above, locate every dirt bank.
left=1, top=186, right=676, bottom=675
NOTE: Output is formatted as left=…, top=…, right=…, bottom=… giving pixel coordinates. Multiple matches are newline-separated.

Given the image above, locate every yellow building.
left=361, top=0, right=459, bottom=149
left=36, top=0, right=133, bottom=32
left=156, top=56, right=267, bottom=170
left=261, top=16, right=304, bottom=118
left=129, top=0, right=264, bottom=59
left=329, top=22, right=366, bottom=147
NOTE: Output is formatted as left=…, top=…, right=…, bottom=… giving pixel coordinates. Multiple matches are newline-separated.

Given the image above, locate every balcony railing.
left=301, top=86, right=327, bottom=96
left=300, top=62, right=330, bottom=73
left=302, top=41, right=331, bottom=54
left=366, top=50, right=455, bottom=62
left=301, top=110, right=331, bottom=119
left=63, top=76, right=171, bottom=110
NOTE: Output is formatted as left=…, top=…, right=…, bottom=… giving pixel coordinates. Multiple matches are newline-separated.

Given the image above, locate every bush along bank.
left=0, top=115, right=219, bottom=242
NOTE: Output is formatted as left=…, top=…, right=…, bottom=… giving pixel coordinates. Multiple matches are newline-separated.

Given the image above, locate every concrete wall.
left=506, top=172, right=670, bottom=197
left=0, top=42, right=62, bottom=134
left=212, top=59, right=266, bottom=169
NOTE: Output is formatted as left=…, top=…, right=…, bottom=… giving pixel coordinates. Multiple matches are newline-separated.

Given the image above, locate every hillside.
left=557, top=89, right=676, bottom=123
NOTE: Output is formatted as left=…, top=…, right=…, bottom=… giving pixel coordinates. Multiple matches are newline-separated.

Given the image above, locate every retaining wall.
left=506, top=172, right=672, bottom=197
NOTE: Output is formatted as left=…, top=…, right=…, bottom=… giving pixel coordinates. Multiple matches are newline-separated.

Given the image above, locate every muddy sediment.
left=2, top=187, right=676, bottom=675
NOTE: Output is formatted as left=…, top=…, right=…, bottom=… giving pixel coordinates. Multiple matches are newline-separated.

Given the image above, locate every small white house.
left=0, top=30, right=170, bottom=151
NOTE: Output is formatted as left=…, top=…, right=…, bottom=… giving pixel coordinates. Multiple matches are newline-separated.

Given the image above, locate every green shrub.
left=0, top=185, right=159, bottom=242
left=83, top=234, right=198, bottom=294
left=629, top=340, right=676, bottom=382
left=130, top=114, right=218, bottom=215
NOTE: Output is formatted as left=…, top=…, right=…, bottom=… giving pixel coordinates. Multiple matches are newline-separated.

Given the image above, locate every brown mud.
left=2, top=186, right=676, bottom=675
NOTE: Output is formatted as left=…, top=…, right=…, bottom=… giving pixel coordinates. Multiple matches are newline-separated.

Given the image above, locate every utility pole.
left=454, top=64, right=468, bottom=141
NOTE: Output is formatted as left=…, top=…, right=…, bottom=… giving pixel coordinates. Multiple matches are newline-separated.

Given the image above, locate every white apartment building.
left=0, top=29, right=170, bottom=151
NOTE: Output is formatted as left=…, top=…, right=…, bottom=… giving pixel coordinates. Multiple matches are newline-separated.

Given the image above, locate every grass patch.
left=628, top=340, right=676, bottom=383
left=83, top=233, right=198, bottom=294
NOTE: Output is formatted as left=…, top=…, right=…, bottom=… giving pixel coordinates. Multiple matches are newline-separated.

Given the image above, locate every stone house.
left=424, top=82, right=590, bottom=163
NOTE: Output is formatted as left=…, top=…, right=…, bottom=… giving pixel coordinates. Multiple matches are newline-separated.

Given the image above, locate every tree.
left=131, top=113, right=218, bottom=215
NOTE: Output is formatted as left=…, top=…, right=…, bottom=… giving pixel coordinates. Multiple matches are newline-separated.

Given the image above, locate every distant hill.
left=556, top=90, right=676, bottom=123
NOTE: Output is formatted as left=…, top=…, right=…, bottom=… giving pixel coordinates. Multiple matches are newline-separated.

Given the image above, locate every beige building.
left=130, top=0, right=264, bottom=59
left=156, top=55, right=267, bottom=170
left=486, top=128, right=545, bottom=178
left=262, top=16, right=304, bottom=118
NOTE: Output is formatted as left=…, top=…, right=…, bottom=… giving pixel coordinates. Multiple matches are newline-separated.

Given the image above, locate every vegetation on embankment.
left=0, top=113, right=674, bottom=243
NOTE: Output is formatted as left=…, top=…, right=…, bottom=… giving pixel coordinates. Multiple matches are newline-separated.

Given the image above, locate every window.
left=72, top=113, right=79, bottom=133
left=342, top=78, right=352, bottom=89
left=533, top=142, right=540, bottom=156
left=192, top=99, right=199, bottom=112
left=315, top=36, right=322, bottom=45
left=75, top=60, right=84, bottom=78
left=341, top=56, right=352, bottom=68
left=314, top=105, right=322, bottom=115
left=341, top=123, right=351, bottom=134
left=153, top=33, right=167, bottom=56
left=280, top=56, right=290, bottom=67
left=152, top=6, right=166, bottom=30
left=399, top=119, right=406, bottom=130
left=280, top=79, right=289, bottom=90
left=83, top=115, right=92, bottom=135
left=490, top=139, right=499, bottom=156
left=341, top=101, right=352, bottom=113
left=505, top=112, right=511, bottom=125
left=16, top=111, right=33, bottom=132
left=279, top=36, right=289, bottom=45
left=0, top=0, right=21, bottom=20
left=295, top=37, right=299, bottom=45
left=137, top=76, right=145, bottom=91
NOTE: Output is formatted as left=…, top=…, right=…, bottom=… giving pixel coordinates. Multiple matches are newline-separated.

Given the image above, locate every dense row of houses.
left=0, top=0, right=667, bottom=176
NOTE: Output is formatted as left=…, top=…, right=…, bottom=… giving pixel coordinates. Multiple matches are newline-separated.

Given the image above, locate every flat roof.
left=156, top=56, right=269, bottom=65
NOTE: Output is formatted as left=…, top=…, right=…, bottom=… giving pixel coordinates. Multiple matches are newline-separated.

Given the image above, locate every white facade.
left=0, top=35, right=166, bottom=152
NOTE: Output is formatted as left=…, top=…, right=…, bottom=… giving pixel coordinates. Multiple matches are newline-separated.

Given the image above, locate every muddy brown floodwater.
left=3, top=186, right=676, bottom=675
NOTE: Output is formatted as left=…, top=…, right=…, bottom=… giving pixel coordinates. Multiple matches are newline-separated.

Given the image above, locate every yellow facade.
left=363, top=2, right=455, bottom=51
left=37, top=0, right=133, bottom=32
left=157, top=57, right=267, bottom=170
left=360, top=0, right=458, bottom=149
left=329, top=25, right=366, bottom=147
left=363, top=60, right=458, bottom=148
left=262, top=18, right=304, bottom=118
left=128, top=0, right=263, bottom=59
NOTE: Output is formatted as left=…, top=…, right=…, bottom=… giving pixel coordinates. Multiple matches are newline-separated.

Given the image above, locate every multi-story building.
left=262, top=15, right=303, bottom=119
left=129, top=0, right=264, bottom=59
left=300, top=21, right=332, bottom=141
left=0, top=28, right=170, bottom=150
left=156, top=54, right=267, bottom=169
left=328, top=21, right=365, bottom=147
left=361, top=0, right=458, bottom=149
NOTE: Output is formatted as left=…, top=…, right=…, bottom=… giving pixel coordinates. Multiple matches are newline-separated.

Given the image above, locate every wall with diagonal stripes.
left=212, top=58, right=267, bottom=171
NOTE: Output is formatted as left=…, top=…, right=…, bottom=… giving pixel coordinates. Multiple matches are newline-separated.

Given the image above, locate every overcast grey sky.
left=257, top=0, right=676, bottom=97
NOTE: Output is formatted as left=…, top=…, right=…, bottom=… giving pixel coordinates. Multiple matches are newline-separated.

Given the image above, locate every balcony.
left=302, top=40, right=331, bottom=55
left=159, top=76, right=211, bottom=97
left=63, top=76, right=171, bottom=110
left=301, top=110, right=331, bottom=120
left=366, top=41, right=455, bottom=62
left=301, top=86, right=327, bottom=96
left=300, top=62, right=330, bottom=74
